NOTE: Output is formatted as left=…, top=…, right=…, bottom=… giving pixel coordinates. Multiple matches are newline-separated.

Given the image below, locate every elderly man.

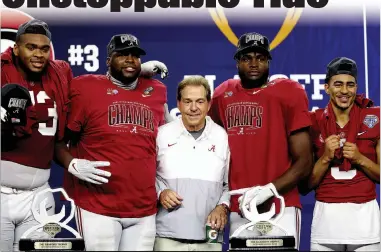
left=154, top=75, right=230, bottom=251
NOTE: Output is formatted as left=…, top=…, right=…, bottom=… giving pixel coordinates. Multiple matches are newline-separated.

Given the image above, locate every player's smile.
left=30, top=59, right=45, bottom=69
left=336, top=94, right=351, bottom=104
left=122, top=66, right=136, bottom=73
left=333, top=93, right=355, bottom=109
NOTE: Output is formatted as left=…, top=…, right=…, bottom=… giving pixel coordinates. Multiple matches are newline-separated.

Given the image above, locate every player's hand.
left=251, top=184, right=276, bottom=206
left=1, top=106, right=8, bottom=123
left=207, top=205, right=228, bottom=231
left=159, top=189, right=183, bottom=210
left=239, top=184, right=275, bottom=210
left=140, top=60, right=169, bottom=79
left=68, top=158, right=111, bottom=185
left=343, top=142, right=363, bottom=164
left=230, top=186, right=261, bottom=213
left=322, top=135, right=340, bottom=163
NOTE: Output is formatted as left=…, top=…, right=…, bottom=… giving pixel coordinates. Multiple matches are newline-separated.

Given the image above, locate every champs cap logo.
left=363, top=115, right=379, bottom=129
left=8, top=98, right=27, bottom=110
left=120, top=35, right=138, bottom=46
left=245, top=33, right=265, bottom=46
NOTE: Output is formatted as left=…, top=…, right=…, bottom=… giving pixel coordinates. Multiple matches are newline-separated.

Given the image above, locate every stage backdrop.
left=1, top=6, right=380, bottom=252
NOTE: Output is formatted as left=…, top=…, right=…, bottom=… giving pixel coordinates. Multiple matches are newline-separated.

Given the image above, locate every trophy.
left=229, top=184, right=297, bottom=251
left=19, top=188, right=85, bottom=251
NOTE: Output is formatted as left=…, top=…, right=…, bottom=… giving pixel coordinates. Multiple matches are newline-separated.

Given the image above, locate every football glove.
left=1, top=106, right=8, bottom=123
left=231, top=183, right=276, bottom=213
left=140, top=60, right=169, bottom=79
left=68, top=158, right=111, bottom=185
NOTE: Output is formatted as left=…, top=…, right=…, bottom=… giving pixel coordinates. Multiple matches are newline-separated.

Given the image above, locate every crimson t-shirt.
left=63, top=75, right=167, bottom=218
left=310, top=107, right=379, bottom=203
left=208, top=78, right=311, bottom=213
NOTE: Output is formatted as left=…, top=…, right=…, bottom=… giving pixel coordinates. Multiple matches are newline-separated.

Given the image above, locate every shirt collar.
left=174, top=116, right=214, bottom=141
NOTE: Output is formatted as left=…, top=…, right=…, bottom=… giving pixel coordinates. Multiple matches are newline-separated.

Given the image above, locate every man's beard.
left=238, top=69, right=270, bottom=89
left=17, top=57, right=47, bottom=82
left=109, top=67, right=140, bottom=85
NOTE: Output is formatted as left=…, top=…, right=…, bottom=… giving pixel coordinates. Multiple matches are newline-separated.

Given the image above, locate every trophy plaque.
left=19, top=188, right=85, bottom=251
left=229, top=185, right=297, bottom=251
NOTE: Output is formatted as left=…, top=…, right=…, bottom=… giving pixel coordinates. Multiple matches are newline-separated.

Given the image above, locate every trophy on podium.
left=229, top=184, right=297, bottom=251
left=19, top=188, right=85, bottom=251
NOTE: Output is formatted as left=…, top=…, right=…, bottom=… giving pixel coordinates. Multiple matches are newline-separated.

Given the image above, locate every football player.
left=307, top=57, right=380, bottom=251
left=208, top=32, right=313, bottom=250
left=55, top=34, right=168, bottom=251
left=1, top=19, right=73, bottom=252
left=1, top=19, right=169, bottom=252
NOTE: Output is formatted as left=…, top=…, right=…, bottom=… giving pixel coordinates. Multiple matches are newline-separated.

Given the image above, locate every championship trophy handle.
left=229, top=183, right=286, bottom=239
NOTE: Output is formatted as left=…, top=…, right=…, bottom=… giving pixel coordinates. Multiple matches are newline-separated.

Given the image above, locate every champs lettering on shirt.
left=108, top=101, right=155, bottom=134
left=209, top=78, right=311, bottom=213
left=64, top=74, right=167, bottom=218
left=225, top=102, right=263, bottom=134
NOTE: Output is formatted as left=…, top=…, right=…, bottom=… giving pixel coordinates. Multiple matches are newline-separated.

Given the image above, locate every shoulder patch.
left=363, top=114, right=379, bottom=129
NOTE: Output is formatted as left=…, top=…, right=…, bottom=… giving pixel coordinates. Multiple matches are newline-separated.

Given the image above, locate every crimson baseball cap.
left=16, top=19, right=52, bottom=41
left=107, top=34, right=146, bottom=56
left=234, top=32, right=272, bottom=60
left=325, top=57, right=358, bottom=82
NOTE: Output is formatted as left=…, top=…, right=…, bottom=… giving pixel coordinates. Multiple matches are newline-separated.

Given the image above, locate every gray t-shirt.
left=188, top=122, right=206, bottom=140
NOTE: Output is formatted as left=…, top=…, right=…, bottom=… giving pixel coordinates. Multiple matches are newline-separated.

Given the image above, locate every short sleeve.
left=67, top=79, right=88, bottom=132
left=285, top=85, right=312, bottom=135
left=208, top=96, right=223, bottom=127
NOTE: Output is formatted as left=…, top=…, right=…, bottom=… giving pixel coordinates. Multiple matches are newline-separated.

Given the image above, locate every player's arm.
left=54, top=127, right=82, bottom=169
left=272, top=84, right=313, bottom=194
left=208, top=95, right=223, bottom=127
left=54, top=62, right=76, bottom=168
left=56, top=78, right=111, bottom=184
left=272, top=127, right=313, bottom=195
left=343, top=139, right=380, bottom=183
left=54, top=139, right=74, bottom=169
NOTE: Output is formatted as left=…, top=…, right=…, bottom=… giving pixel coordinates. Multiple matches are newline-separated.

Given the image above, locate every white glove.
left=230, top=183, right=276, bottom=212
left=140, top=60, right=169, bottom=79
left=1, top=106, right=8, bottom=122
left=68, top=158, right=111, bottom=185
left=249, top=183, right=276, bottom=206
